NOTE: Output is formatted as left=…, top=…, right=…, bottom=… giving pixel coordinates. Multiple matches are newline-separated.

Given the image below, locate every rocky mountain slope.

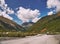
left=0, top=16, right=25, bottom=32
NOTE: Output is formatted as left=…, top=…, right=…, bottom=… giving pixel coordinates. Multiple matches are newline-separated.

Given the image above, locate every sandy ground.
left=0, top=35, right=60, bottom=44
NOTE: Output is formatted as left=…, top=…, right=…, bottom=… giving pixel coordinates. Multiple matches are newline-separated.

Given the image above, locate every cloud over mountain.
left=47, top=0, right=60, bottom=12
left=47, top=11, right=54, bottom=16
left=0, top=0, right=14, bottom=20
left=16, top=7, right=40, bottom=22
left=32, top=17, right=41, bottom=23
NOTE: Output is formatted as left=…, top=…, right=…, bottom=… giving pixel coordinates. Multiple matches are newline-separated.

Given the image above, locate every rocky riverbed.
left=0, top=34, right=60, bottom=44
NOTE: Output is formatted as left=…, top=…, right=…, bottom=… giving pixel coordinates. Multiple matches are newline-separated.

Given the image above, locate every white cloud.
left=6, top=8, right=14, bottom=14
left=0, top=10, right=13, bottom=20
left=0, top=0, right=14, bottom=20
left=47, top=0, right=60, bottom=12
left=16, top=7, right=40, bottom=22
left=0, top=0, right=5, bottom=6
left=48, top=11, right=53, bottom=15
left=32, top=17, right=41, bottom=23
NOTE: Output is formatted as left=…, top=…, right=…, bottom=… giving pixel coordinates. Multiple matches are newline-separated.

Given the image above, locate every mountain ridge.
left=28, top=12, right=60, bottom=34
left=0, top=16, right=25, bottom=32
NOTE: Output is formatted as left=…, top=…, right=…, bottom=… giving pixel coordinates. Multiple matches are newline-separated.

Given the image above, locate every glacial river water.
left=0, top=35, right=60, bottom=44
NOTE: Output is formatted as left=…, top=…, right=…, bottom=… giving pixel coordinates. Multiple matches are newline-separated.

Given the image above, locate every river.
left=0, top=34, right=60, bottom=44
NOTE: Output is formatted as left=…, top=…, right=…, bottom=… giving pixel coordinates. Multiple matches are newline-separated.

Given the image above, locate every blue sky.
left=6, top=0, right=49, bottom=15
left=5, top=0, right=55, bottom=15
left=0, top=0, right=60, bottom=25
